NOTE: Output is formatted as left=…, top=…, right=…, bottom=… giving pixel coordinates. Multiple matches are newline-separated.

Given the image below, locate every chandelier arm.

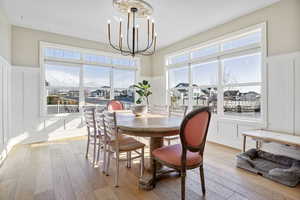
left=139, top=36, right=156, bottom=55
left=126, top=11, right=133, bottom=52
left=132, top=10, right=136, bottom=56
left=136, top=36, right=154, bottom=53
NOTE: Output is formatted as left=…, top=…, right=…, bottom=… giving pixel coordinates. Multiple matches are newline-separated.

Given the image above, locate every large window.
left=41, top=43, right=139, bottom=115
left=166, top=24, right=266, bottom=122
left=46, top=64, right=80, bottom=114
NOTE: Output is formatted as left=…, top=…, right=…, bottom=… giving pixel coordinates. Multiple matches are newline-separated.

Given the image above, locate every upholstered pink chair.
left=107, top=100, right=124, bottom=111
left=152, top=107, right=211, bottom=200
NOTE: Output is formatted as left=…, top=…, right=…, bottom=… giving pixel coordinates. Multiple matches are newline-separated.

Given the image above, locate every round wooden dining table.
left=116, top=111, right=183, bottom=189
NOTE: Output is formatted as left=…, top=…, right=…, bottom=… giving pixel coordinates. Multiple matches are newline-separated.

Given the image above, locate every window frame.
left=40, top=42, right=140, bottom=117
left=165, top=23, right=267, bottom=125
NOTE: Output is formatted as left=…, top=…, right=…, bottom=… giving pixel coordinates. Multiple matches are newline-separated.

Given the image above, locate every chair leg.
left=168, top=139, right=171, bottom=146
left=152, top=159, right=157, bottom=188
left=85, top=138, right=90, bottom=159
left=102, top=143, right=107, bottom=173
left=96, top=142, right=101, bottom=165
left=140, top=148, right=144, bottom=177
left=106, top=150, right=111, bottom=176
left=93, top=138, right=97, bottom=166
left=126, top=152, right=131, bottom=168
left=199, top=165, right=206, bottom=196
left=181, top=167, right=186, bottom=200
left=115, top=152, right=120, bottom=187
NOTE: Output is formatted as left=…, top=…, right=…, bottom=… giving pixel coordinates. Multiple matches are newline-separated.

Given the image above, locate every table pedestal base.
left=139, top=167, right=181, bottom=190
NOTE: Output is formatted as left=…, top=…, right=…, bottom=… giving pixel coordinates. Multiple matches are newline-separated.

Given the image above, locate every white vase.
left=131, top=105, right=148, bottom=116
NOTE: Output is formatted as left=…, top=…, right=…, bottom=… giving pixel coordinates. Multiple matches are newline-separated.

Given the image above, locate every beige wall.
left=11, top=26, right=152, bottom=76
left=0, top=8, right=11, bottom=62
left=152, top=0, right=300, bottom=76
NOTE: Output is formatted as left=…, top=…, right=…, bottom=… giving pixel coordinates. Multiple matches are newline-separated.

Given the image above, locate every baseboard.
left=0, top=133, right=28, bottom=166
left=21, top=128, right=87, bottom=145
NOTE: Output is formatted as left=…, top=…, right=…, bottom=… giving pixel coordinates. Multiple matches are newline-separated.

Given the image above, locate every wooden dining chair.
left=164, top=105, right=188, bottom=145
left=94, top=107, right=107, bottom=171
left=152, top=107, right=211, bottom=200
left=84, top=107, right=103, bottom=166
left=103, top=111, right=145, bottom=187
left=107, top=100, right=124, bottom=111
left=148, top=104, right=168, bottom=115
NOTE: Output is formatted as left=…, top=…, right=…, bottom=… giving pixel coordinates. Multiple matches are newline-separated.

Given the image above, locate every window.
left=83, top=65, right=111, bottom=106
left=113, top=69, right=136, bottom=105
left=222, top=31, right=261, bottom=51
left=168, top=67, right=189, bottom=106
left=168, top=53, right=189, bottom=65
left=45, top=48, right=81, bottom=60
left=41, top=43, right=138, bottom=115
left=224, top=86, right=261, bottom=119
left=45, top=64, right=80, bottom=114
left=166, top=24, right=265, bottom=122
left=191, top=45, right=219, bottom=59
left=83, top=54, right=111, bottom=64
left=191, top=61, right=218, bottom=113
left=222, top=53, right=261, bottom=118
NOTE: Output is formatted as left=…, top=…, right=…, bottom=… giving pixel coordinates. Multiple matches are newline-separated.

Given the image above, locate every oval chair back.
left=107, top=100, right=124, bottom=111
left=179, top=107, right=211, bottom=156
left=169, top=105, right=188, bottom=118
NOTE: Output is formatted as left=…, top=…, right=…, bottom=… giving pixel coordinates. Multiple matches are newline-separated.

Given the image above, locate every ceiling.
left=1, top=0, right=280, bottom=49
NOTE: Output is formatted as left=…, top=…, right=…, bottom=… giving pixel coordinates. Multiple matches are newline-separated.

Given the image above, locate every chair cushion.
left=109, top=136, right=145, bottom=152
left=152, top=144, right=202, bottom=167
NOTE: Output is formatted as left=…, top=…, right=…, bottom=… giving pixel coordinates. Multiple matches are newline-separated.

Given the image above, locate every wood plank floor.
left=0, top=137, right=299, bottom=200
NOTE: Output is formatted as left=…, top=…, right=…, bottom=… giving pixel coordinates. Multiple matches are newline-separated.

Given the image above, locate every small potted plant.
left=132, top=80, right=152, bottom=116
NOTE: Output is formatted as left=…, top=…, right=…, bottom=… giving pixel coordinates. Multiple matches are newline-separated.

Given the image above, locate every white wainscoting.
left=11, top=66, right=86, bottom=144
left=9, top=68, right=153, bottom=144
left=0, top=56, right=12, bottom=164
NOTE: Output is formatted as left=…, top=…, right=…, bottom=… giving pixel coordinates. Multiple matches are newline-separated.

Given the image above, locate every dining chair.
left=103, top=111, right=145, bottom=187
left=152, top=107, right=211, bottom=200
left=148, top=104, right=168, bottom=115
left=84, top=107, right=103, bottom=166
left=94, top=107, right=107, bottom=171
left=164, top=105, right=188, bottom=145
left=107, top=100, right=124, bottom=111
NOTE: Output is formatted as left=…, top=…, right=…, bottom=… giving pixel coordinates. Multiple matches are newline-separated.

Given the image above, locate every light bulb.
left=107, top=20, right=111, bottom=24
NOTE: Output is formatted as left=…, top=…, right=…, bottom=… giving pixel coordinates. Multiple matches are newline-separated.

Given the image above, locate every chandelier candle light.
left=107, top=0, right=157, bottom=57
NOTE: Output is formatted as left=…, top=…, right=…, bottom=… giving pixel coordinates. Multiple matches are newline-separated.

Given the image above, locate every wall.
left=0, top=7, right=11, bottom=62
left=0, top=7, right=12, bottom=164
left=11, top=26, right=152, bottom=77
left=149, top=0, right=300, bottom=158
left=10, top=26, right=153, bottom=143
left=152, top=0, right=300, bottom=77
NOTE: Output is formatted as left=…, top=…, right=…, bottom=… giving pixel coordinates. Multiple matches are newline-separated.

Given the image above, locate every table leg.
left=243, top=135, right=246, bottom=152
left=149, top=137, right=163, bottom=170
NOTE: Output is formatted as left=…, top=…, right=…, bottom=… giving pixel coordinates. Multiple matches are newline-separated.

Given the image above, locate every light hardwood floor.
left=0, top=137, right=299, bottom=200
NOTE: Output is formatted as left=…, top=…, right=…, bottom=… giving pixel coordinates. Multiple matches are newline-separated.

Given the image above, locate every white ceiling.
left=1, top=0, right=280, bottom=49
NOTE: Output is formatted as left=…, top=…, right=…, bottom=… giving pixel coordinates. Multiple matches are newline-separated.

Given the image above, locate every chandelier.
left=107, top=0, right=157, bottom=57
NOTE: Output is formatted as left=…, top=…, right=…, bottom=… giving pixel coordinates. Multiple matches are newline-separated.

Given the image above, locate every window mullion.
left=217, top=58, right=224, bottom=117
left=188, top=62, right=192, bottom=110
left=110, top=66, right=114, bottom=101
left=79, top=64, right=84, bottom=111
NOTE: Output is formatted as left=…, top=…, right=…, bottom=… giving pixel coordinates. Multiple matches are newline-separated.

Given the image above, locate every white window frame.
left=165, top=23, right=267, bottom=125
left=40, top=41, right=140, bottom=117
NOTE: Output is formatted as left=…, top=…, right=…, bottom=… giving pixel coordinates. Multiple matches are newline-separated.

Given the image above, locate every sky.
left=46, top=64, right=135, bottom=89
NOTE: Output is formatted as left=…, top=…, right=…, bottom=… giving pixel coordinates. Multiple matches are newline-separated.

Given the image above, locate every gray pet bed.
left=236, top=149, right=300, bottom=187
